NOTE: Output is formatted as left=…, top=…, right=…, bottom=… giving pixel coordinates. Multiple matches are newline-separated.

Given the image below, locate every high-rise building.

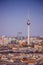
left=17, top=32, right=23, bottom=40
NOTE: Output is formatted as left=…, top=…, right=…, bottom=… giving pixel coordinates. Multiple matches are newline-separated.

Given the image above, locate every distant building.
left=17, top=32, right=24, bottom=40
left=0, top=35, right=9, bottom=45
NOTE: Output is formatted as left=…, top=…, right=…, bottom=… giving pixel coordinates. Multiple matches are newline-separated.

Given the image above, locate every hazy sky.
left=0, top=0, right=43, bottom=36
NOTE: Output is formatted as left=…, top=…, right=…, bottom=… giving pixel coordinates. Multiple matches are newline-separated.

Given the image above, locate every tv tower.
left=27, top=18, right=30, bottom=45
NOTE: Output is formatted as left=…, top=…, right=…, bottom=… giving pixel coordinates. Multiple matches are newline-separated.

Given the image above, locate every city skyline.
left=0, top=0, right=43, bottom=36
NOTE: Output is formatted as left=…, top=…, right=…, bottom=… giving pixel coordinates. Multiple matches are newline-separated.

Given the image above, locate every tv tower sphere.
left=27, top=19, right=30, bottom=25
left=27, top=18, right=30, bottom=45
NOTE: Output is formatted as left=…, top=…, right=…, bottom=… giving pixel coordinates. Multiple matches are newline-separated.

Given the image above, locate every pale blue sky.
left=0, top=0, right=43, bottom=36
